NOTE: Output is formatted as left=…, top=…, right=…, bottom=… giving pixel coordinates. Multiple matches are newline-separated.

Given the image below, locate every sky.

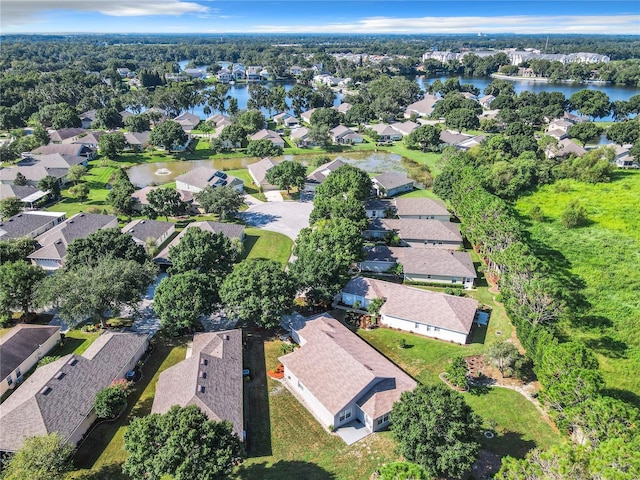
left=1, top=0, right=639, bottom=35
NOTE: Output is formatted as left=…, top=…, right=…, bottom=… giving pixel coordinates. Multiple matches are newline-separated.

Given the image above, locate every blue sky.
left=2, top=1, right=639, bottom=34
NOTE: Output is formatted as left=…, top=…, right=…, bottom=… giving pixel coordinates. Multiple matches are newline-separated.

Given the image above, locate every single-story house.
left=48, top=128, right=87, bottom=144
left=546, top=128, right=569, bottom=141
left=32, top=143, right=96, bottom=160
left=21, top=153, right=88, bottom=169
left=368, top=124, right=402, bottom=142
left=290, top=127, right=318, bottom=148
left=404, top=95, right=441, bottom=118
left=304, top=159, right=346, bottom=192
left=122, top=219, right=175, bottom=250
left=547, top=138, right=587, bottom=159
left=28, top=213, right=118, bottom=270
left=174, top=112, right=201, bottom=133
left=124, top=131, right=151, bottom=151
left=0, top=211, right=66, bottom=241
left=365, top=198, right=392, bottom=219
left=395, top=197, right=450, bottom=221
left=614, top=144, right=637, bottom=168
left=152, top=330, right=244, bottom=440
left=154, top=221, right=245, bottom=265
left=290, top=66, right=303, bottom=76
left=341, top=277, right=478, bottom=344
left=0, top=184, right=48, bottom=209
left=71, top=132, right=106, bottom=149
left=249, top=129, right=285, bottom=149
left=330, top=125, right=363, bottom=144
left=334, top=102, right=352, bottom=114
left=371, top=219, right=463, bottom=249
left=207, top=113, right=232, bottom=129
left=372, top=172, right=414, bottom=198
left=0, top=165, right=68, bottom=188
left=130, top=186, right=156, bottom=210
left=390, top=121, right=419, bottom=137
left=279, top=313, right=416, bottom=438
left=359, top=245, right=401, bottom=273
left=456, top=135, right=486, bottom=151
left=273, top=112, right=300, bottom=128
left=0, top=332, right=148, bottom=452
left=247, top=157, right=279, bottom=191
left=439, top=130, right=473, bottom=147
left=79, top=110, right=97, bottom=129
left=175, top=167, right=244, bottom=194
left=184, top=68, right=205, bottom=79
left=478, top=95, right=496, bottom=109
left=300, top=109, right=317, bottom=125
left=0, top=325, right=61, bottom=396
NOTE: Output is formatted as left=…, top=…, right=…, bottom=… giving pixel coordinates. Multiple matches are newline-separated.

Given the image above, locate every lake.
left=127, top=152, right=405, bottom=187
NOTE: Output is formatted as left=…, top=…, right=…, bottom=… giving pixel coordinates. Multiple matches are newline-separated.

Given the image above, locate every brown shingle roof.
left=152, top=330, right=244, bottom=439
left=279, top=314, right=416, bottom=418
left=372, top=172, right=414, bottom=191
left=247, top=157, right=277, bottom=185
left=393, top=248, right=477, bottom=278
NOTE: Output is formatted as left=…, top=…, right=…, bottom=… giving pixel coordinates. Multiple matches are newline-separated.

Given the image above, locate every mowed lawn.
left=239, top=228, right=293, bottom=267
left=515, top=171, right=640, bottom=399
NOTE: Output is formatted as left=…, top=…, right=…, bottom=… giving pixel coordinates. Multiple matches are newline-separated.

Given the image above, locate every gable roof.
left=47, top=128, right=87, bottom=143
left=290, top=127, right=310, bottom=140
left=300, top=109, right=317, bottom=123
left=368, top=123, right=399, bottom=137
left=329, top=125, right=355, bottom=139
left=131, top=186, right=156, bottom=205
left=0, top=325, right=60, bottom=379
left=372, top=172, right=414, bottom=191
left=390, top=121, right=419, bottom=136
left=152, top=330, right=243, bottom=439
left=22, top=153, right=86, bottom=169
left=122, top=219, right=174, bottom=244
left=393, top=248, right=477, bottom=278
left=439, top=130, right=472, bottom=145
left=306, top=158, right=346, bottom=184
left=0, top=332, right=147, bottom=452
left=124, top=131, right=151, bottom=146
left=175, top=167, right=242, bottom=191
left=247, top=157, right=278, bottom=185
left=395, top=197, right=450, bottom=218
left=154, top=221, right=244, bottom=264
left=381, top=218, right=462, bottom=243
left=0, top=184, right=42, bottom=202
left=279, top=313, right=416, bottom=419
left=249, top=129, right=283, bottom=143
left=0, top=165, right=68, bottom=184
left=0, top=211, right=66, bottom=240
left=343, top=277, right=478, bottom=334
left=405, top=95, right=441, bottom=116
left=32, top=143, right=95, bottom=157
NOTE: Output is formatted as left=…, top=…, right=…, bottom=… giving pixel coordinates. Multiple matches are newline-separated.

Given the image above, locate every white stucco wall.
left=403, top=273, right=474, bottom=289
left=360, top=260, right=395, bottom=273
left=380, top=313, right=469, bottom=344
left=283, top=368, right=335, bottom=428
left=398, top=214, right=451, bottom=221
left=176, top=180, right=200, bottom=193
left=341, top=292, right=371, bottom=309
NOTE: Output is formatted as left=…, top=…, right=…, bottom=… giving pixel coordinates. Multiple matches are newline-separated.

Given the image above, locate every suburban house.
left=300, top=109, right=317, bottom=125
left=247, top=157, right=279, bottom=191
left=249, top=129, right=285, bottom=149
left=378, top=218, right=463, bottom=248
left=32, top=143, right=96, bottom=160
left=395, top=197, right=450, bottom=220
left=330, top=125, right=363, bottom=144
left=207, top=113, right=232, bottom=129
left=48, top=128, right=87, bottom=144
left=368, top=124, right=402, bottom=142
left=0, top=184, right=48, bottom=209
left=232, top=64, right=246, bottom=80
left=273, top=112, right=300, bottom=128
left=0, top=165, right=68, bottom=187
left=547, top=138, right=587, bottom=159
left=124, top=131, right=151, bottom=151
left=359, top=246, right=477, bottom=288
left=372, top=172, right=414, bottom=197
left=175, top=167, right=244, bottom=194
left=246, top=67, right=261, bottom=82
left=404, top=95, right=441, bottom=118
left=79, top=110, right=96, bottom=129
left=365, top=198, right=393, bottom=219
left=289, top=65, right=303, bottom=76
left=27, top=213, right=118, bottom=270
left=279, top=313, right=416, bottom=439
left=334, top=102, right=352, bottom=114
left=155, top=221, right=245, bottom=265
left=21, top=153, right=88, bottom=169
left=184, top=68, right=205, bottom=79
left=216, top=69, right=233, bottom=83
left=130, top=186, right=156, bottom=210
left=290, top=127, right=315, bottom=147
left=614, top=144, right=637, bottom=168
left=152, top=330, right=244, bottom=440
left=0, top=325, right=61, bottom=396
left=305, top=159, right=346, bottom=192
left=71, top=132, right=105, bottom=149
left=390, top=121, right=419, bottom=137
left=455, top=134, right=486, bottom=151
left=122, top=219, right=175, bottom=251
left=0, top=211, right=66, bottom=241
left=0, top=332, right=148, bottom=453
left=341, top=277, right=479, bottom=344
left=174, top=112, right=201, bottom=133
left=478, top=95, right=496, bottom=109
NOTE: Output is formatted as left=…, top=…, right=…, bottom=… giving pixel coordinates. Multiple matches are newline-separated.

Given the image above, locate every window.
left=426, top=274, right=431, bottom=279
left=452, top=278, right=457, bottom=283
left=383, top=414, right=390, bottom=423
left=377, top=418, right=383, bottom=425
left=6, top=376, right=12, bottom=386
left=339, top=407, right=352, bottom=422
left=414, top=323, right=419, bottom=329
left=15, top=368, right=21, bottom=378
left=434, top=327, right=440, bottom=332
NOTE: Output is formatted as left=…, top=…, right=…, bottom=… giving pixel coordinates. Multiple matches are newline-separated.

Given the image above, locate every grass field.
left=515, top=171, right=640, bottom=401
left=239, top=228, right=293, bottom=267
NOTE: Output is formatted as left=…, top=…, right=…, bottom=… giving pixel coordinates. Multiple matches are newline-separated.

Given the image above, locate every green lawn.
left=396, top=188, right=442, bottom=199
left=239, top=228, right=293, bottom=267
left=515, top=171, right=640, bottom=400
left=71, top=336, right=189, bottom=479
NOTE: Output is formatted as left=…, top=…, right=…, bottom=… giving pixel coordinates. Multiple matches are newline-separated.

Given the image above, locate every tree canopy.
left=1, top=433, right=75, bottom=480
left=246, top=139, right=283, bottom=158
left=195, top=185, right=245, bottom=220
left=98, top=132, right=127, bottom=159
left=149, top=120, right=188, bottom=150
left=569, top=90, right=611, bottom=119
left=0, top=260, right=46, bottom=318
left=146, top=187, right=187, bottom=220
left=168, top=227, right=236, bottom=276
left=265, top=160, right=307, bottom=193
left=64, top=228, right=149, bottom=269
left=0, top=196, right=22, bottom=220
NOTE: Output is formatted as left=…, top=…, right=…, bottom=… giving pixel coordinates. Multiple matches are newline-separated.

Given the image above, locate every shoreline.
left=490, top=73, right=611, bottom=85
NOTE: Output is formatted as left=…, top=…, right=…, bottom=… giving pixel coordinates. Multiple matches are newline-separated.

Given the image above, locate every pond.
left=127, top=152, right=406, bottom=187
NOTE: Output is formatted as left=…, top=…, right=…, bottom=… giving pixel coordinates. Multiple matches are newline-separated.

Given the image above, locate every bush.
left=38, top=355, right=61, bottom=367
left=561, top=201, right=589, bottom=228
left=528, top=205, right=544, bottom=222
left=447, top=356, right=469, bottom=388
left=94, top=380, right=130, bottom=418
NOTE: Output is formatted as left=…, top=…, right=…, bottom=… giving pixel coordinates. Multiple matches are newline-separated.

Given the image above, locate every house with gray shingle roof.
left=329, top=125, right=363, bottom=145
left=0, top=184, right=48, bottom=209
left=0, top=325, right=61, bottom=397
left=279, top=313, right=416, bottom=441
left=395, top=197, right=450, bottom=221
left=247, top=157, right=278, bottom=191
left=0, top=332, right=148, bottom=452
left=47, top=128, right=87, bottom=144
left=304, top=158, right=346, bottom=192
left=341, top=277, right=478, bottom=344
left=154, top=221, right=245, bottom=265
left=372, top=172, right=414, bottom=197
left=0, top=211, right=66, bottom=240
left=124, top=131, right=151, bottom=151
left=0, top=165, right=69, bottom=187
left=122, top=219, right=175, bottom=251
left=249, top=129, right=285, bottom=149
left=174, top=112, right=201, bottom=133
left=31, top=143, right=96, bottom=159
left=367, top=123, right=402, bottom=142
left=404, top=95, right=441, bottom=118
left=379, top=218, right=463, bottom=248
left=152, top=330, right=244, bottom=439
left=175, top=167, right=244, bottom=194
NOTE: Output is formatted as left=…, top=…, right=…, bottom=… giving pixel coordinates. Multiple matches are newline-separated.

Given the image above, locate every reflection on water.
left=127, top=152, right=407, bottom=187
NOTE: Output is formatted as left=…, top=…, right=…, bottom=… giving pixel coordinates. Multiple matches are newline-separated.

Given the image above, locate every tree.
left=123, top=405, right=243, bottom=480
left=569, top=90, right=611, bottom=119
left=606, top=120, right=640, bottom=145
left=168, top=227, right=236, bottom=276
left=486, top=340, right=520, bottom=377
left=13, top=171, right=28, bottom=186
left=194, top=185, right=245, bottom=220
left=0, top=261, right=46, bottom=316
left=219, top=123, right=247, bottom=149
left=38, top=258, right=156, bottom=328
left=446, top=356, right=469, bottom=388
left=236, top=109, right=265, bottom=134
left=265, top=161, right=307, bottom=193
left=405, top=125, right=441, bottom=151
left=66, top=164, right=87, bottom=185
left=246, top=139, right=283, bottom=158
left=64, top=228, right=148, bottom=270
left=146, top=187, right=186, bottom=220
left=378, top=462, right=429, bottom=480
left=391, top=384, right=482, bottom=479
left=1, top=433, right=75, bottom=480
left=149, top=120, right=188, bottom=151
left=0, top=238, right=38, bottom=265
left=561, top=201, right=589, bottom=228
left=94, top=381, right=130, bottom=418
left=220, top=258, right=295, bottom=328
left=94, top=106, right=123, bottom=129
left=68, top=183, right=89, bottom=203
left=567, top=122, right=603, bottom=147
left=315, top=164, right=372, bottom=203
left=0, top=196, right=22, bottom=219
left=124, top=113, right=150, bottom=132
left=445, top=108, right=479, bottom=133
left=106, top=172, right=136, bottom=215
left=307, top=123, right=331, bottom=148
left=98, top=132, right=127, bottom=159
left=309, top=107, right=343, bottom=128
left=154, top=272, right=219, bottom=335
left=37, top=175, right=60, bottom=199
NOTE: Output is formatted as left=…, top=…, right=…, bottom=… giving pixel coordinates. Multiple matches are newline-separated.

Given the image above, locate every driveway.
left=240, top=200, right=313, bottom=240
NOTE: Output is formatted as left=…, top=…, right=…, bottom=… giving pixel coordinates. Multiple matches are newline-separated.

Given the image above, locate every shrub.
left=447, top=356, right=468, bottom=388
left=38, top=355, right=61, bottom=367
left=94, top=380, right=130, bottom=418
left=528, top=205, right=544, bottom=222
left=561, top=201, right=589, bottom=228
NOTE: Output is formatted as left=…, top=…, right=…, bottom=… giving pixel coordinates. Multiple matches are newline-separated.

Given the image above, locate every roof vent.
left=200, top=358, right=208, bottom=366
left=54, top=371, right=66, bottom=380
left=224, top=335, right=230, bottom=340
left=199, top=371, right=207, bottom=379
left=67, top=358, right=78, bottom=366
left=40, top=386, right=52, bottom=395
left=198, top=385, right=205, bottom=393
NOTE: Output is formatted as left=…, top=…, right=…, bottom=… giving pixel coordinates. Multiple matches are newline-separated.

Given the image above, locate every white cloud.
left=1, top=0, right=209, bottom=27
left=249, top=15, right=640, bottom=35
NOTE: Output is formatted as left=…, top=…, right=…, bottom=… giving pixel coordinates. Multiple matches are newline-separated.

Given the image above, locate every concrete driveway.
left=240, top=200, right=313, bottom=240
